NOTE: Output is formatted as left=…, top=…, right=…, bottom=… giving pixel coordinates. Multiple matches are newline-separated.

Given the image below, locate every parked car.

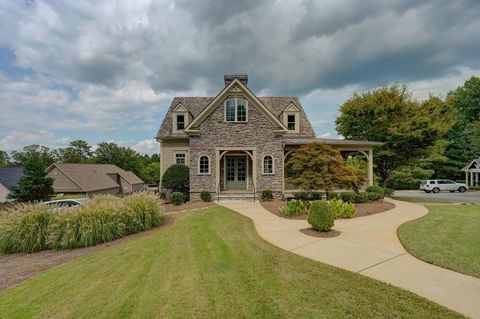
left=43, top=198, right=89, bottom=208
left=420, top=180, right=468, bottom=193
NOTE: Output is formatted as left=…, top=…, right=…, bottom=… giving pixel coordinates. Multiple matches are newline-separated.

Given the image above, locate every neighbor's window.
left=225, top=99, right=248, bottom=122
left=287, top=114, right=296, bottom=130
left=199, top=155, right=210, bottom=174
left=175, top=153, right=186, bottom=165
left=263, top=155, right=274, bottom=174
left=176, top=114, right=185, bottom=130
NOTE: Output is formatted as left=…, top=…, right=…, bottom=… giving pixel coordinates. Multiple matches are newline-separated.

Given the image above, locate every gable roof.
left=156, top=94, right=315, bottom=139
left=46, top=164, right=144, bottom=192
left=462, top=158, right=480, bottom=171
left=0, top=167, right=24, bottom=191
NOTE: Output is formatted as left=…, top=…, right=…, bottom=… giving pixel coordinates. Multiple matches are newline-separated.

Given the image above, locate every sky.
left=0, top=0, right=479, bottom=155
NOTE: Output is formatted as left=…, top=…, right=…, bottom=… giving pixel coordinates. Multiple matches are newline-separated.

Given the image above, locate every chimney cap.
left=224, top=73, right=248, bottom=86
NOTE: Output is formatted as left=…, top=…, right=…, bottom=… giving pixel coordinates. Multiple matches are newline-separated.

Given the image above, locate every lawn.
left=398, top=204, right=480, bottom=278
left=0, top=206, right=462, bottom=318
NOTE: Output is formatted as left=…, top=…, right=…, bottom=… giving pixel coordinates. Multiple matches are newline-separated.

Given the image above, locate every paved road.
left=220, top=199, right=480, bottom=318
left=394, top=190, right=480, bottom=204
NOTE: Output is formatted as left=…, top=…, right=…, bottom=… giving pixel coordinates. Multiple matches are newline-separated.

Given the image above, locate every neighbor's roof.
left=282, top=137, right=383, bottom=146
left=0, top=167, right=24, bottom=191
left=47, top=163, right=144, bottom=192
left=461, top=158, right=480, bottom=171
left=156, top=96, right=315, bottom=139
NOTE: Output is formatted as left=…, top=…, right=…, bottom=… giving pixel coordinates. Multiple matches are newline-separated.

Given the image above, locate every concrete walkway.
left=220, top=198, right=480, bottom=319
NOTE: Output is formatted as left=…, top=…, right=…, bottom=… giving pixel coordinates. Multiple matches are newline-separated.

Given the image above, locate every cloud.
left=320, top=132, right=332, bottom=139
left=132, top=139, right=157, bottom=155
left=0, top=130, right=70, bottom=151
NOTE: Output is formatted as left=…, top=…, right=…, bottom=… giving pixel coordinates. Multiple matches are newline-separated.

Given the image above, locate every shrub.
left=159, top=191, right=166, bottom=200
left=328, top=199, right=356, bottom=219
left=280, top=200, right=307, bottom=217
left=308, top=201, right=334, bottom=232
left=200, top=190, right=212, bottom=202
left=0, top=204, right=55, bottom=253
left=328, top=192, right=339, bottom=200
left=122, top=192, right=164, bottom=234
left=170, top=192, right=185, bottom=206
left=367, top=192, right=383, bottom=202
left=383, top=188, right=395, bottom=197
left=261, top=189, right=273, bottom=201
left=161, top=164, right=189, bottom=194
left=355, top=192, right=369, bottom=203
left=292, top=191, right=323, bottom=201
left=340, top=192, right=356, bottom=203
left=366, top=185, right=384, bottom=194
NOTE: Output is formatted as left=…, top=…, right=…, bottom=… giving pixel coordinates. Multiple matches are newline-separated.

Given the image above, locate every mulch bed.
left=261, top=199, right=395, bottom=220
left=0, top=215, right=174, bottom=292
left=300, top=228, right=341, bottom=238
left=162, top=200, right=216, bottom=213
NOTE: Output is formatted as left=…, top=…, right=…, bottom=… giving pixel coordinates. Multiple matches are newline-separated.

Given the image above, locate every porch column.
left=252, top=149, right=257, bottom=191
left=476, top=172, right=479, bottom=186
left=367, top=149, right=374, bottom=186
left=465, top=171, right=469, bottom=186
left=471, top=172, right=474, bottom=187
left=215, top=150, right=220, bottom=193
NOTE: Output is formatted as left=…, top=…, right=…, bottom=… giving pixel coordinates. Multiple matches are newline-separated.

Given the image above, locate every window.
left=199, top=155, right=210, bottom=174
left=176, top=114, right=185, bottom=130
left=225, top=99, right=248, bottom=122
left=175, top=153, right=186, bottom=165
left=287, top=114, right=296, bottom=130
left=263, top=155, right=274, bottom=174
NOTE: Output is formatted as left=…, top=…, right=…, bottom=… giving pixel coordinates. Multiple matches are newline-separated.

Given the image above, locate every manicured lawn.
left=0, top=206, right=462, bottom=318
left=398, top=204, right=480, bottom=278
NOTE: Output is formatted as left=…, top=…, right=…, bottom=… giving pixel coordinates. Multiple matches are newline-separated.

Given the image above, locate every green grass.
left=0, top=206, right=462, bottom=318
left=398, top=204, right=480, bottom=278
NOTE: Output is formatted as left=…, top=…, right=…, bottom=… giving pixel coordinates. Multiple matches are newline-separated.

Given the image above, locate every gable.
left=172, top=103, right=188, bottom=113
left=185, top=79, right=288, bottom=135
left=462, top=159, right=480, bottom=171
left=283, top=103, right=300, bottom=112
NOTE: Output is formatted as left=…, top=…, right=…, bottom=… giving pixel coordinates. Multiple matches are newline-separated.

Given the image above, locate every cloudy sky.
left=0, top=0, right=479, bottom=155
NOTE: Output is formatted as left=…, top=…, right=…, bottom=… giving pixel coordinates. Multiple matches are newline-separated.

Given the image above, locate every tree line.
left=336, top=76, right=480, bottom=188
left=0, top=141, right=160, bottom=186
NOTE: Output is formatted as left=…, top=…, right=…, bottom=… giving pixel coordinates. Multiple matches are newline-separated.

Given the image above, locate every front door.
left=225, top=155, right=247, bottom=190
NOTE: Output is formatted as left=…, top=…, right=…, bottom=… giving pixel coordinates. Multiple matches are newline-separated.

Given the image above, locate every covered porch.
left=214, top=147, right=257, bottom=193
left=462, top=158, right=480, bottom=187
left=282, top=137, right=382, bottom=195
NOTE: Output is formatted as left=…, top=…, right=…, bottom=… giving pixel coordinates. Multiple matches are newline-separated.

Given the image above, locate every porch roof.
left=282, top=137, right=382, bottom=147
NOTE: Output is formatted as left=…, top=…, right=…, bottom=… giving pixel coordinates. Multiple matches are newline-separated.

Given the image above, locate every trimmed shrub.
left=170, top=192, right=185, bottom=206
left=367, top=192, right=383, bottom=202
left=383, top=188, right=395, bottom=197
left=261, top=189, right=273, bottom=201
left=200, top=190, right=212, bottom=202
left=0, top=204, right=55, bottom=253
left=161, top=164, right=190, bottom=194
left=280, top=200, right=307, bottom=217
left=328, top=192, right=339, bottom=200
left=355, top=192, right=369, bottom=203
left=328, top=199, right=356, bottom=219
left=308, top=201, right=334, bottom=232
left=292, top=191, right=323, bottom=201
left=340, top=192, right=356, bottom=203
left=366, top=185, right=384, bottom=194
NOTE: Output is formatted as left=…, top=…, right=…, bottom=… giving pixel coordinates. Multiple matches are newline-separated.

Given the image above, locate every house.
left=156, top=74, right=381, bottom=200
left=46, top=163, right=144, bottom=198
left=462, top=158, right=479, bottom=187
left=0, top=167, right=24, bottom=202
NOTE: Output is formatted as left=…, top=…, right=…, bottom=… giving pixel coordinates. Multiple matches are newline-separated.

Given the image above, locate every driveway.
left=394, top=190, right=480, bottom=203
left=220, top=199, right=480, bottom=319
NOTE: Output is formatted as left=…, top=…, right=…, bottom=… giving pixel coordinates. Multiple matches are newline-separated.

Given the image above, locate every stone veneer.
left=189, top=94, right=284, bottom=199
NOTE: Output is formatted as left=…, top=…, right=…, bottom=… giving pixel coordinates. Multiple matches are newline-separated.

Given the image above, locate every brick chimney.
left=224, top=73, right=248, bottom=86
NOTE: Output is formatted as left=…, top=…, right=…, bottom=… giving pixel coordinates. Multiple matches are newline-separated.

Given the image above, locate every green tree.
left=286, top=143, right=364, bottom=196
left=8, top=155, right=54, bottom=202
left=141, top=162, right=160, bottom=185
left=94, top=142, right=143, bottom=176
left=57, top=140, right=93, bottom=163
left=336, top=85, right=449, bottom=185
left=0, top=150, right=9, bottom=166
left=11, top=145, right=55, bottom=170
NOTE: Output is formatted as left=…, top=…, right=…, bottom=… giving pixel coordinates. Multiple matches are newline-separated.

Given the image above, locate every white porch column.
left=368, top=149, right=374, bottom=186
left=471, top=172, right=474, bottom=187
left=476, top=172, right=479, bottom=187
left=215, top=150, right=220, bottom=193
left=466, top=172, right=469, bottom=186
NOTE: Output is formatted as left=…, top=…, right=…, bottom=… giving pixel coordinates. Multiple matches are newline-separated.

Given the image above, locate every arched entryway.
left=217, top=149, right=255, bottom=192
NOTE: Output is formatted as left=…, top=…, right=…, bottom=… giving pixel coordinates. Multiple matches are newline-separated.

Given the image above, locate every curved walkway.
left=220, top=198, right=480, bottom=319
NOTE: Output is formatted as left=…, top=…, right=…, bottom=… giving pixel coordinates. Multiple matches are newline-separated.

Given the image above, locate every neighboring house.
left=0, top=167, right=24, bottom=202
left=156, top=74, right=381, bottom=200
left=46, top=163, right=144, bottom=198
left=462, top=158, right=480, bottom=187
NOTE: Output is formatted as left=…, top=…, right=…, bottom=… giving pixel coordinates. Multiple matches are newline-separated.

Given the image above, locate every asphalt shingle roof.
left=0, top=167, right=24, bottom=191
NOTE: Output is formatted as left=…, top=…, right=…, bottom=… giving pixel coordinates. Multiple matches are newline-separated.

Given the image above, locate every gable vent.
left=224, top=73, right=248, bottom=86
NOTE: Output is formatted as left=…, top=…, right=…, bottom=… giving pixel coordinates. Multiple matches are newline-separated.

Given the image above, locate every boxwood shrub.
left=308, top=201, right=334, bottom=232
left=170, top=192, right=185, bottom=206
left=366, top=185, right=385, bottom=194
left=261, top=189, right=273, bottom=201
left=366, top=192, right=383, bottom=202
left=161, top=164, right=189, bottom=195
left=200, top=190, right=212, bottom=202
left=292, top=191, right=323, bottom=201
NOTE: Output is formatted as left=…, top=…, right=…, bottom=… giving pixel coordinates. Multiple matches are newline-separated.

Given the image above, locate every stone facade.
left=188, top=93, right=284, bottom=199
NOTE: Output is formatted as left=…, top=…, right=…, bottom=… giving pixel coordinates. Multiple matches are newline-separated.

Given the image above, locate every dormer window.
left=287, top=115, right=296, bottom=130
left=225, top=99, right=248, bottom=122
left=176, top=114, right=185, bottom=130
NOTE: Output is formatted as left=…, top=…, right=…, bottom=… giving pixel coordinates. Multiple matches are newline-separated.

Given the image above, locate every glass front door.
left=225, top=155, right=247, bottom=189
